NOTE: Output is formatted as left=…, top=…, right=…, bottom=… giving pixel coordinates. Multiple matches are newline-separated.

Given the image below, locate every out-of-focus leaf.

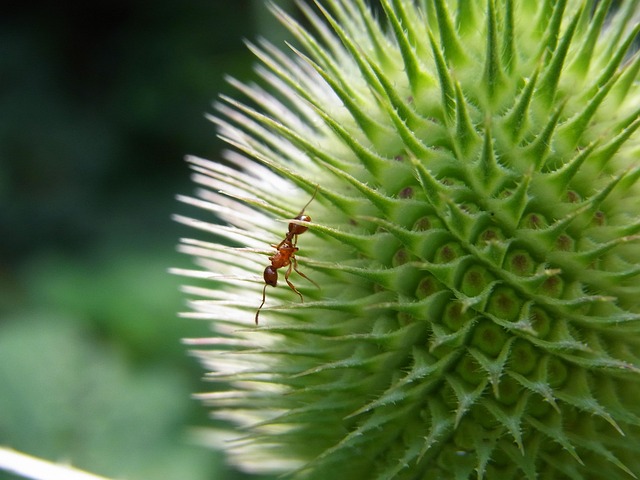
left=0, top=315, right=218, bottom=480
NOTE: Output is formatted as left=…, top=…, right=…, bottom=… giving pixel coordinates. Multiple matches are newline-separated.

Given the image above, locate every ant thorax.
left=269, top=242, right=298, bottom=269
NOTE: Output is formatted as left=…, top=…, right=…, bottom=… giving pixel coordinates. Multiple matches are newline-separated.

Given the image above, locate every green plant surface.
left=176, top=0, right=640, bottom=478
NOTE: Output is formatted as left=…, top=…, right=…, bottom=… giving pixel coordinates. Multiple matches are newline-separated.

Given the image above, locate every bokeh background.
left=0, top=1, right=296, bottom=479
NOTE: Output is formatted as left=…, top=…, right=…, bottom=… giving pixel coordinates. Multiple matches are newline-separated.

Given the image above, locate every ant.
left=255, top=186, right=319, bottom=324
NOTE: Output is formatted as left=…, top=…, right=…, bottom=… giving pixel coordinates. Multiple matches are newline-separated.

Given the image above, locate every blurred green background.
left=0, top=1, right=295, bottom=479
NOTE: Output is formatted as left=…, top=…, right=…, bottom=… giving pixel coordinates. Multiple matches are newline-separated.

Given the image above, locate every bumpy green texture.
left=175, top=0, right=640, bottom=478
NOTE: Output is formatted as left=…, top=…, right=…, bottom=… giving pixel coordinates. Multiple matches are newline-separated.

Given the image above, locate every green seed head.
left=175, top=0, right=640, bottom=478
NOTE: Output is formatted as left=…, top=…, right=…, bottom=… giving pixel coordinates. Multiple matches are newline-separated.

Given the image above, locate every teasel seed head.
left=174, top=1, right=640, bottom=478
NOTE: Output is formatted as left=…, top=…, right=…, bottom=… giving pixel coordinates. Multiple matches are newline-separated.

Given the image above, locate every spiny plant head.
left=174, top=0, right=640, bottom=478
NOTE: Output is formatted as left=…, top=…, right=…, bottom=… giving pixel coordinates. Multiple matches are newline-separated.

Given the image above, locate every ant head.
left=289, top=214, right=311, bottom=235
left=263, top=265, right=278, bottom=286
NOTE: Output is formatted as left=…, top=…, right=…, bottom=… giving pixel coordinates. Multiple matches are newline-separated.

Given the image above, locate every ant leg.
left=284, top=262, right=304, bottom=302
left=255, top=283, right=268, bottom=325
left=292, top=256, right=320, bottom=289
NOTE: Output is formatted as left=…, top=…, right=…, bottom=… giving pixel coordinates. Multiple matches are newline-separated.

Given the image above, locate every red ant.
left=255, top=187, right=319, bottom=324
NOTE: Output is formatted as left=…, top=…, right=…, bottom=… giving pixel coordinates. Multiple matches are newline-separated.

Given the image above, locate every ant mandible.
left=255, top=186, right=319, bottom=324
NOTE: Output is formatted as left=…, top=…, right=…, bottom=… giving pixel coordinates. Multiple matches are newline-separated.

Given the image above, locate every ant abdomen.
left=263, top=265, right=278, bottom=287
